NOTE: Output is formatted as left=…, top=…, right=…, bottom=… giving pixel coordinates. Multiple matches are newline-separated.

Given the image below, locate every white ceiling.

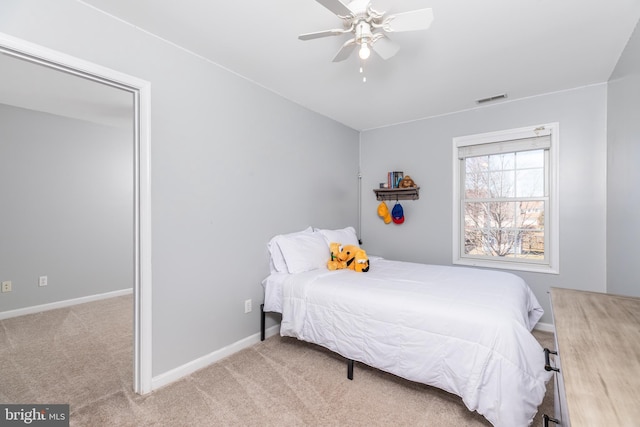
left=3, top=0, right=640, bottom=131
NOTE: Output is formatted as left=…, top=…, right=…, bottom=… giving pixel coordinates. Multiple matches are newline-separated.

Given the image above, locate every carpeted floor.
left=0, top=295, right=554, bottom=426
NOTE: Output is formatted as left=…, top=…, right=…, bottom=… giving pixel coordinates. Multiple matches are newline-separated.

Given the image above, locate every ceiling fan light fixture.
left=299, top=1, right=434, bottom=65
left=359, top=42, right=371, bottom=60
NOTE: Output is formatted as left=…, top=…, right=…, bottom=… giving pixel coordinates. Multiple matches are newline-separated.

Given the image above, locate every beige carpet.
left=0, top=295, right=554, bottom=426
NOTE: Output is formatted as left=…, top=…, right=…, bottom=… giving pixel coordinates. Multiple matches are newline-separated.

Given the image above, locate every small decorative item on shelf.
left=399, top=175, right=417, bottom=188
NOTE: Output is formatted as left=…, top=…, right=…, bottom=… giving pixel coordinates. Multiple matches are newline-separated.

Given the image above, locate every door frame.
left=0, top=32, right=153, bottom=394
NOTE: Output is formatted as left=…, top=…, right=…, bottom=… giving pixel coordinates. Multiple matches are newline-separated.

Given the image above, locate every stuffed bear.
left=399, top=175, right=417, bottom=188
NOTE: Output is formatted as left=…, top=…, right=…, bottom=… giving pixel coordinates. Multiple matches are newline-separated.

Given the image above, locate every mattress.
left=263, top=257, right=551, bottom=427
left=262, top=272, right=289, bottom=314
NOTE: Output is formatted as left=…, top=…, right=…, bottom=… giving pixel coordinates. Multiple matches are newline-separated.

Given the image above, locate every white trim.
left=0, top=288, right=132, bottom=320
left=0, top=32, right=153, bottom=395
left=453, top=257, right=557, bottom=274
left=133, top=60, right=153, bottom=397
left=533, top=322, right=555, bottom=333
left=151, top=325, right=281, bottom=391
left=452, top=122, right=560, bottom=274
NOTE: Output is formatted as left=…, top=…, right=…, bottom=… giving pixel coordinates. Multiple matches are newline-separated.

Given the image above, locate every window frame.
left=452, top=123, right=559, bottom=274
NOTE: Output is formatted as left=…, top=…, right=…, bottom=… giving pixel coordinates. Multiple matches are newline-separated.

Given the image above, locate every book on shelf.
left=387, top=171, right=404, bottom=188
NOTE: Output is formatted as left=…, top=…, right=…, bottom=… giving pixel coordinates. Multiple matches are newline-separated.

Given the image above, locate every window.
left=452, top=124, right=559, bottom=274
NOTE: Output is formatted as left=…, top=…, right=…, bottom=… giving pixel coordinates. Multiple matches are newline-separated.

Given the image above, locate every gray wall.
left=607, top=20, right=640, bottom=297
left=360, top=85, right=608, bottom=325
left=0, top=0, right=359, bottom=376
left=0, top=104, right=133, bottom=311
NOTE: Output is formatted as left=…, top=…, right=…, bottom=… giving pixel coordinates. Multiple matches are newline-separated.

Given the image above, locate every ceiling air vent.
left=476, top=93, right=508, bottom=104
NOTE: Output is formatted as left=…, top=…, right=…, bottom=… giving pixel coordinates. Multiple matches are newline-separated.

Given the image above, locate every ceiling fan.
left=299, top=0, right=434, bottom=63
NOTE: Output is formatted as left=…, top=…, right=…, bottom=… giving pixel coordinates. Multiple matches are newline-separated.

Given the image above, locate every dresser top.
left=550, top=287, right=640, bottom=426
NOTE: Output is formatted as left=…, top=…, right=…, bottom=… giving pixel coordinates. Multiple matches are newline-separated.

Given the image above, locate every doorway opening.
left=0, top=33, right=152, bottom=394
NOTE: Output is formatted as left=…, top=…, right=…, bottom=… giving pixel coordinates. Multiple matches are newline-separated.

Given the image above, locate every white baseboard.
left=534, top=321, right=555, bottom=333
left=0, top=288, right=133, bottom=320
left=151, top=324, right=280, bottom=391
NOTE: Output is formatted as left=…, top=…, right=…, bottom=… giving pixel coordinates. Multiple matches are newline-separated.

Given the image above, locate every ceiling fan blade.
left=369, top=0, right=393, bottom=12
left=384, top=8, right=434, bottom=32
left=332, top=39, right=357, bottom=62
left=299, top=29, right=349, bottom=40
left=372, top=36, right=400, bottom=60
left=315, top=0, right=354, bottom=16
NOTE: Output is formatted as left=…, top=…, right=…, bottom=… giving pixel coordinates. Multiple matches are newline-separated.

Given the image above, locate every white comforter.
left=277, top=259, right=551, bottom=427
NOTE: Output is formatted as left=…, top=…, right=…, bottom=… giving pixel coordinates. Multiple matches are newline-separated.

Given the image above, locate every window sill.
left=453, top=258, right=559, bottom=275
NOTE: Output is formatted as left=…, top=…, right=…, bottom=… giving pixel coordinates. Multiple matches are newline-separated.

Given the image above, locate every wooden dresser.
left=548, top=287, right=640, bottom=426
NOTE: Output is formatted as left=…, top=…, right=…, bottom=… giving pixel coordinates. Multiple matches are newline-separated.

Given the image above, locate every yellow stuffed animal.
left=327, top=242, right=347, bottom=270
left=327, top=242, right=369, bottom=272
left=353, top=249, right=370, bottom=272
left=342, top=245, right=369, bottom=273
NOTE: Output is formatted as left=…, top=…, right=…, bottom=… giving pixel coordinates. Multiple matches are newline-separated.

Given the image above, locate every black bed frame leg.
left=347, top=359, right=354, bottom=380
left=260, top=303, right=266, bottom=341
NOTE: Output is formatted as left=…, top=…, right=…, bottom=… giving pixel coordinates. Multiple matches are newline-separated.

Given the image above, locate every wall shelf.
left=373, top=187, right=420, bottom=201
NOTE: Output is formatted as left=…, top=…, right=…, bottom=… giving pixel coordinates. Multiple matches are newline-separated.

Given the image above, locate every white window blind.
left=457, top=134, right=551, bottom=159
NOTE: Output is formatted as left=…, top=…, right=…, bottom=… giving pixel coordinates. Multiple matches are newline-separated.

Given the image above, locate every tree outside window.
left=463, top=150, right=546, bottom=260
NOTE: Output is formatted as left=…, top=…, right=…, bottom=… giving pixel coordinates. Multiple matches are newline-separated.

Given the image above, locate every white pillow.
left=276, top=232, right=330, bottom=274
left=316, top=226, right=360, bottom=248
left=268, top=227, right=313, bottom=273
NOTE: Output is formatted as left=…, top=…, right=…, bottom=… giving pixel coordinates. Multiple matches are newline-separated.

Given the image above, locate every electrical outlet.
left=244, top=299, right=252, bottom=314
left=39, top=276, right=48, bottom=287
left=1, top=281, right=12, bottom=293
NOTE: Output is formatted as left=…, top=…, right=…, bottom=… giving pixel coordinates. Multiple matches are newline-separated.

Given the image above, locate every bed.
left=261, top=227, right=552, bottom=427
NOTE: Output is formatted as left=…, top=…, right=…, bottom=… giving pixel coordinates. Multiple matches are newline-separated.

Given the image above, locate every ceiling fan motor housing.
left=355, top=20, right=372, bottom=45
